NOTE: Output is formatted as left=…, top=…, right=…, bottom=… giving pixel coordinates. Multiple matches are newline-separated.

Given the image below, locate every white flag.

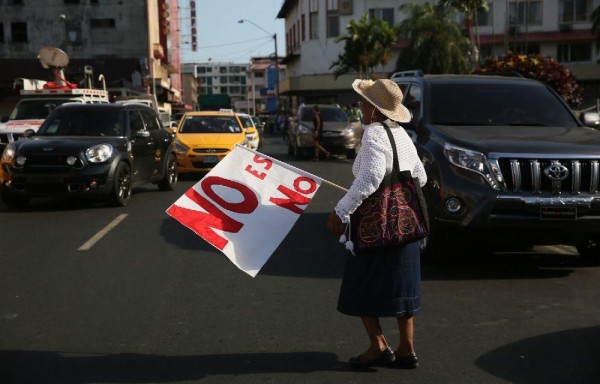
left=167, top=145, right=323, bottom=277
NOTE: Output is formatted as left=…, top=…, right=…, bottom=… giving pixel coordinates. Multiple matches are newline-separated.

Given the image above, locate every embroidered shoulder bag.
left=349, top=123, right=429, bottom=253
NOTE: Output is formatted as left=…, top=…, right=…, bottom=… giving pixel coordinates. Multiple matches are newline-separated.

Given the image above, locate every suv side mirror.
left=23, top=129, right=36, bottom=138
left=581, top=111, right=600, bottom=128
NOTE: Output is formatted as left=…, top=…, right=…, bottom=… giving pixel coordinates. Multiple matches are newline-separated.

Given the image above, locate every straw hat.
left=352, top=79, right=411, bottom=123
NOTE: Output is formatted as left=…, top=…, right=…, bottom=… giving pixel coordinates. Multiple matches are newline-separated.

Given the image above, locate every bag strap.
left=381, top=122, right=400, bottom=173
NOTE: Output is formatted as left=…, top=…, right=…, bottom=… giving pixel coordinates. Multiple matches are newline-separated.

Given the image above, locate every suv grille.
left=498, top=158, right=600, bottom=195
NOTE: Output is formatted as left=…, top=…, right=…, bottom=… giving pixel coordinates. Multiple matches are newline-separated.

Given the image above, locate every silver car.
left=287, top=104, right=362, bottom=159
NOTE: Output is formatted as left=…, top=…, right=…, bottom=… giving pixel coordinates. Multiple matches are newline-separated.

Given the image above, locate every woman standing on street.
left=312, top=105, right=331, bottom=160
left=327, top=79, right=427, bottom=370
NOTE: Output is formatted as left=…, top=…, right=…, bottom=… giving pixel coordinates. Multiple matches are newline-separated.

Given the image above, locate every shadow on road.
left=161, top=209, right=583, bottom=281
left=0, top=350, right=341, bottom=383
left=475, top=326, right=600, bottom=383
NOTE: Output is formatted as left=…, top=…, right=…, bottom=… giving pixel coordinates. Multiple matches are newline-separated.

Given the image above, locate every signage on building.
left=190, top=0, right=197, bottom=51
left=339, top=0, right=353, bottom=15
left=260, top=87, right=275, bottom=96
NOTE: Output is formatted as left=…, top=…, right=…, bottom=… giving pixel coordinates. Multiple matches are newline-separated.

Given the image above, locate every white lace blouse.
left=334, top=120, right=427, bottom=223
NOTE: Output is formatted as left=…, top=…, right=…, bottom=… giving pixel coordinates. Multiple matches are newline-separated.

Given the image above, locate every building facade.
left=277, top=0, right=600, bottom=109
left=0, top=0, right=186, bottom=116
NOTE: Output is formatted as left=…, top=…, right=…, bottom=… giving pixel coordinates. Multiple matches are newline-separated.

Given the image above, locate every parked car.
left=0, top=103, right=178, bottom=208
left=391, top=71, right=600, bottom=264
left=287, top=104, right=362, bottom=159
left=236, top=112, right=261, bottom=150
left=173, top=109, right=248, bottom=173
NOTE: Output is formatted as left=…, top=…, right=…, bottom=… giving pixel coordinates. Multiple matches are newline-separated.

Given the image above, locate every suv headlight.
left=85, top=143, right=113, bottom=163
left=444, top=143, right=501, bottom=190
left=2, top=145, right=15, bottom=163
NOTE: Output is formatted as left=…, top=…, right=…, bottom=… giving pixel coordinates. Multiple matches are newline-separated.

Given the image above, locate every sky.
left=179, top=0, right=286, bottom=64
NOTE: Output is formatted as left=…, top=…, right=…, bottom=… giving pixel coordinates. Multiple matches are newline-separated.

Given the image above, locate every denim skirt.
left=337, top=241, right=421, bottom=317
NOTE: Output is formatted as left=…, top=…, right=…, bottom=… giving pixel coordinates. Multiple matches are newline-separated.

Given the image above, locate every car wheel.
left=1, top=190, right=30, bottom=209
left=576, top=238, right=600, bottom=266
left=158, top=154, right=178, bottom=191
left=109, top=162, right=132, bottom=206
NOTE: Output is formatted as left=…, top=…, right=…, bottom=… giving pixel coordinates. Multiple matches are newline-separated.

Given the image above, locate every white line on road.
left=78, top=213, right=128, bottom=251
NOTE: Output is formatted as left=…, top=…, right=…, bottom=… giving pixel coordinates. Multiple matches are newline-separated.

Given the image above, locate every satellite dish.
left=38, top=47, right=69, bottom=69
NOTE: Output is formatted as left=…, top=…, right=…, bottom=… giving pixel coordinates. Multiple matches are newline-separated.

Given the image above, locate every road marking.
left=540, top=245, right=578, bottom=255
left=78, top=213, right=128, bottom=251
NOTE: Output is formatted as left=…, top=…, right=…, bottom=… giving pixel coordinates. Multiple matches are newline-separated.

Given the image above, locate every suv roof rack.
left=472, top=71, right=524, bottom=78
left=390, top=70, right=424, bottom=79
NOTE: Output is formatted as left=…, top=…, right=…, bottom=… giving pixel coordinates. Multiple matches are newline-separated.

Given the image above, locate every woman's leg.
left=358, top=316, right=390, bottom=361
left=395, top=315, right=415, bottom=357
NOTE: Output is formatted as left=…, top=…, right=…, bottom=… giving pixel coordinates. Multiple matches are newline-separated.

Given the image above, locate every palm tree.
left=330, top=14, right=397, bottom=79
left=441, top=0, right=489, bottom=58
left=395, top=2, right=471, bottom=74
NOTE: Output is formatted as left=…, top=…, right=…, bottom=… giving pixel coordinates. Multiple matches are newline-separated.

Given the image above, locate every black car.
left=391, top=72, right=600, bottom=263
left=0, top=103, right=178, bottom=208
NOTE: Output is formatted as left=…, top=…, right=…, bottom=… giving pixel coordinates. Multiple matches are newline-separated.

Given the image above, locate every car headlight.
left=85, top=143, right=113, bottom=163
left=443, top=143, right=501, bottom=190
left=174, top=139, right=189, bottom=153
left=1, top=145, right=15, bottom=163
left=298, top=125, right=311, bottom=134
left=343, top=127, right=354, bottom=136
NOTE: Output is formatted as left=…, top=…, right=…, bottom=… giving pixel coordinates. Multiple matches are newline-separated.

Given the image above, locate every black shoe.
left=393, top=352, right=419, bottom=369
left=349, top=347, right=396, bottom=369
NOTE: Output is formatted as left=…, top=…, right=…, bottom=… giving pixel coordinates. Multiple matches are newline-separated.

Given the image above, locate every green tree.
left=441, top=0, right=489, bottom=59
left=395, top=2, right=471, bottom=74
left=330, top=14, right=397, bottom=79
left=472, top=52, right=583, bottom=106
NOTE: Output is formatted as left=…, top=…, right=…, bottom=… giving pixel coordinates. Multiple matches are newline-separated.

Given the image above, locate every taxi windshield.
left=179, top=115, right=242, bottom=133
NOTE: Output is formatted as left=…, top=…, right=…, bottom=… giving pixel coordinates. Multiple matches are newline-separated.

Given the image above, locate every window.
left=301, top=14, right=306, bottom=41
left=0, top=23, right=4, bottom=43
left=559, top=0, right=591, bottom=23
left=198, top=67, right=206, bottom=73
left=220, top=76, right=228, bottom=83
left=11, top=22, right=27, bottom=43
left=558, top=42, right=592, bottom=62
left=129, top=110, right=145, bottom=134
left=509, top=1, right=542, bottom=26
left=90, top=18, right=116, bottom=28
left=369, top=8, right=394, bottom=26
left=511, top=43, right=540, bottom=55
left=140, top=109, right=160, bottom=131
left=309, top=0, right=319, bottom=40
left=476, top=2, right=493, bottom=26
left=219, top=66, right=227, bottom=74
left=327, top=0, right=339, bottom=38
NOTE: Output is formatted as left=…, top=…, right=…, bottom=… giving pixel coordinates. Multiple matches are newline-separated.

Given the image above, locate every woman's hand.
left=327, top=211, right=345, bottom=237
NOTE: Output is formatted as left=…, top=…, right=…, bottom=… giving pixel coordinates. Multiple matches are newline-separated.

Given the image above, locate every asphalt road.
left=1, top=136, right=599, bottom=384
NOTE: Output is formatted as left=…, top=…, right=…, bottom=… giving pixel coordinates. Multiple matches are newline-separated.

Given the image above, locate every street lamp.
left=238, top=19, right=279, bottom=112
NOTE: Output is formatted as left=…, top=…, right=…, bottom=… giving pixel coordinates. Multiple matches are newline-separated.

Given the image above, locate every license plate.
left=540, top=206, right=577, bottom=220
left=203, top=155, right=218, bottom=164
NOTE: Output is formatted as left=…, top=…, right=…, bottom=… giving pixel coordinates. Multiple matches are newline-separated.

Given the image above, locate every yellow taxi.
left=174, top=109, right=248, bottom=173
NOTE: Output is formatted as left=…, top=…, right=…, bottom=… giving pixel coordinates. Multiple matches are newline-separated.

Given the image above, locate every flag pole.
left=321, top=179, right=348, bottom=192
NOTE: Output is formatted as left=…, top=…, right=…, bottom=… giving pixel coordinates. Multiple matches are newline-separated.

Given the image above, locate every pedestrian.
left=312, top=105, right=331, bottom=160
left=326, top=79, right=427, bottom=370
left=349, top=102, right=362, bottom=122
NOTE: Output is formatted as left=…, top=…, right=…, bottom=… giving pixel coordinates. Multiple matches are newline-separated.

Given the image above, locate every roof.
left=276, top=0, right=296, bottom=18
